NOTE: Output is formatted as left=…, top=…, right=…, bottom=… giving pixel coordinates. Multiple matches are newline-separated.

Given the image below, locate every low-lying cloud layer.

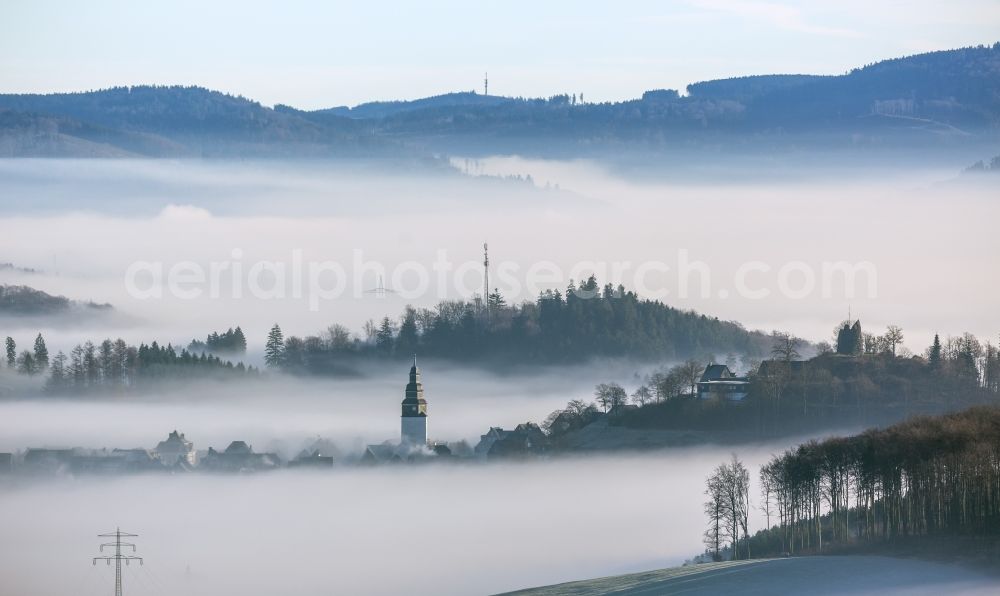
left=0, top=158, right=996, bottom=355
left=0, top=446, right=787, bottom=596
left=0, top=360, right=658, bottom=454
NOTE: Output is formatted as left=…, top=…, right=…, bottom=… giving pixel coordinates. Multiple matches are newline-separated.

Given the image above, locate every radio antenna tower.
left=484, top=72, right=488, bottom=96
left=483, top=242, right=490, bottom=323
left=92, top=528, right=143, bottom=596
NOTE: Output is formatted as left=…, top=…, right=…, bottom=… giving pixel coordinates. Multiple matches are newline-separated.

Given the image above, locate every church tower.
left=401, top=356, right=428, bottom=446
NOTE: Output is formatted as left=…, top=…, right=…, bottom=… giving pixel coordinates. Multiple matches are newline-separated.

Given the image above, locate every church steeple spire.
left=401, top=356, right=428, bottom=445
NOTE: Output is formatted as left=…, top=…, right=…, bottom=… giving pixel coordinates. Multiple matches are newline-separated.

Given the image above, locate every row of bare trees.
left=754, top=406, right=1000, bottom=555
left=703, top=456, right=751, bottom=560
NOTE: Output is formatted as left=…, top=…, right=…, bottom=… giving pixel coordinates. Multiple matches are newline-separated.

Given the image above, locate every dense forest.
left=263, top=277, right=772, bottom=372
left=739, top=406, right=1000, bottom=562
left=3, top=44, right=998, bottom=157
left=0, top=284, right=111, bottom=316
left=187, top=326, right=248, bottom=355
left=1, top=332, right=256, bottom=395
left=0, top=86, right=406, bottom=158
left=327, top=44, right=1000, bottom=150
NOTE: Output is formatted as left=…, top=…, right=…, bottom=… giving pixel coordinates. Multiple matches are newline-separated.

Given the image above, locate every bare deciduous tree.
left=631, top=385, right=653, bottom=406
left=704, top=455, right=752, bottom=560
left=770, top=331, right=801, bottom=361
left=884, top=325, right=904, bottom=356
left=594, top=382, right=627, bottom=412
left=679, top=359, right=703, bottom=396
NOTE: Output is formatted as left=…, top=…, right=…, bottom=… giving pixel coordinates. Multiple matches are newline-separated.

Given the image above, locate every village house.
left=697, top=364, right=750, bottom=402
left=361, top=443, right=403, bottom=465
left=154, top=430, right=197, bottom=467
left=474, top=423, right=548, bottom=459
left=199, top=440, right=281, bottom=473
left=23, top=448, right=77, bottom=473
left=71, top=448, right=162, bottom=474
left=288, top=449, right=334, bottom=468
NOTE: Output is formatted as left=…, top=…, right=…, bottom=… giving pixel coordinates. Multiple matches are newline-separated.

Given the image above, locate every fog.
left=1, top=156, right=998, bottom=594
left=1, top=159, right=997, bottom=357
left=0, top=360, right=660, bottom=455
left=0, top=445, right=790, bottom=596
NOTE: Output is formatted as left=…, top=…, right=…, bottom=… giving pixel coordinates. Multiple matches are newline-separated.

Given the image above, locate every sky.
left=2, top=0, right=999, bottom=109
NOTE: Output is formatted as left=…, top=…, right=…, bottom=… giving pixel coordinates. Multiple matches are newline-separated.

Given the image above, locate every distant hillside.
left=1, top=44, right=998, bottom=158
left=287, top=91, right=515, bottom=120
left=965, top=154, right=1000, bottom=173
left=0, top=285, right=111, bottom=316
left=364, top=44, right=1000, bottom=150
left=0, top=263, right=39, bottom=275
left=740, top=45, right=1000, bottom=131
left=0, top=86, right=409, bottom=158
left=686, top=74, right=829, bottom=102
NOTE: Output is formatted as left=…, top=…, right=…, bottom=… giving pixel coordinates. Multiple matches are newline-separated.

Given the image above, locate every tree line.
left=187, top=326, right=247, bottom=355
left=747, top=405, right=1000, bottom=558
left=260, top=276, right=771, bottom=373
left=704, top=457, right=752, bottom=561
left=3, top=332, right=257, bottom=394
left=5, top=333, right=49, bottom=375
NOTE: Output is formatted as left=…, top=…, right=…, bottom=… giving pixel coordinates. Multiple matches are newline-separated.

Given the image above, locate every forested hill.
left=354, top=44, right=1000, bottom=152
left=267, top=277, right=774, bottom=374
left=0, top=284, right=111, bottom=316
left=284, top=91, right=515, bottom=120
left=1, top=44, right=998, bottom=157
left=0, top=86, right=408, bottom=158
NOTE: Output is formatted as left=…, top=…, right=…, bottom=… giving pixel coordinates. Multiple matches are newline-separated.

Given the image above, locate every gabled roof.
left=224, top=441, right=252, bottom=455
left=363, top=444, right=400, bottom=463
left=700, top=364, right=734, bottom=382
left=156, top=430, right=193, bottom=452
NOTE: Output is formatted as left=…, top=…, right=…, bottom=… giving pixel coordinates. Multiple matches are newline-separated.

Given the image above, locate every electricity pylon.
left=93, top=528, right=143, bottom=596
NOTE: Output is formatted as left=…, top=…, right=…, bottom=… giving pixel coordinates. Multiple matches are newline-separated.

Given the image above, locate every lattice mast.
left=93, top=528, right=143, bottom=596
left=483, top=242, right=490, bottom=323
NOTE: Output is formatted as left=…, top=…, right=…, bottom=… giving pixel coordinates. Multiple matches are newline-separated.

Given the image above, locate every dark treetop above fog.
left=0, top=284, right=111, bottom=316
left=1, top=44, right=998, bottom=158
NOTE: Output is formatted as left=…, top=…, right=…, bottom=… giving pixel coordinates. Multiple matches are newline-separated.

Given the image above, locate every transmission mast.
left=484, top=72, right=488, bottom=96
left=93, top=528, right=143, bottom=596
left=483, top=242, right=490, bottom=323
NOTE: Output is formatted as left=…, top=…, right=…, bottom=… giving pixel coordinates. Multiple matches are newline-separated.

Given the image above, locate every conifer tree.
left=5, top=336, right=15, bottom=368
left=929, top=333, right=943, bottom=369
left=396, top=308, right=419, bottom=356
left=265, top=324, right=285, bottom=368
left=233, top=326, right=247, bottom=353
left=16, top=350, right=37, bottom=375
left=375, top=317, right=395, bottom=355
left=33, top=333, right=49, bottom=369
left=47, top=351, right=67, bottom=391
left=488, top=288, right=506, bottom=310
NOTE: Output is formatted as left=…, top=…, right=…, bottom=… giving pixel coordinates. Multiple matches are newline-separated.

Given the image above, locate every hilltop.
left=1, top=44, right=998, bottom=158
left=0, top=284, right=111, bottom=317
left=0, top=86, right=407, bottom=158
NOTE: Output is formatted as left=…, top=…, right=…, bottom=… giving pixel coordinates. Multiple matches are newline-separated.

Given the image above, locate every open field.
left=498, top=556, right=999, bottom=596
